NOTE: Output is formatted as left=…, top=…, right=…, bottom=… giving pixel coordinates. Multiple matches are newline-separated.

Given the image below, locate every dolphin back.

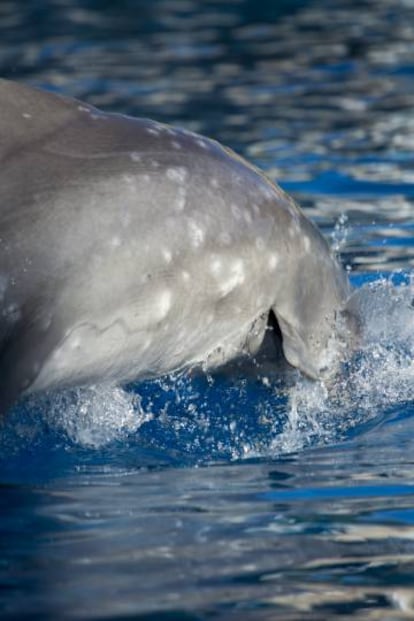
left=0, top=79, right=97, bottom=158
left=0, top=78, right=353, bottom=413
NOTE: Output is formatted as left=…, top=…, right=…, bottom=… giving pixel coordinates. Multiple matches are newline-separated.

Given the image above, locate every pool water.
left=1, top=0, right=414, bottom=618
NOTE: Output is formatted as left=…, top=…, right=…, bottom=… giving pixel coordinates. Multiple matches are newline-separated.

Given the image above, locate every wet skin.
left=0, top=79, right=351, bottom=413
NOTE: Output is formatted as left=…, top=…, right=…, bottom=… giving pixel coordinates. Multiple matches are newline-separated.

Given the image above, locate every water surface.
left=1, top=0, right=414, bottom=618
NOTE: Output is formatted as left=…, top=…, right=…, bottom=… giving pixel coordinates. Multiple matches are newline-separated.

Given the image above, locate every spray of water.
left=271, top=272, right=414, bottom=454
left=44, top=385, right=152, bottom=448
left=2, top=272, right=413, bottom=464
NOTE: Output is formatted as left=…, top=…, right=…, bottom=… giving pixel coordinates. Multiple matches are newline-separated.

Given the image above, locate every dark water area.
left=1, top=0, right=414, bottom=619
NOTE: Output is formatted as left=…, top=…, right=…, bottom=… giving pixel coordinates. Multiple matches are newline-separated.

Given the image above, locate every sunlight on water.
left=2, top=0, right=414, bottom=619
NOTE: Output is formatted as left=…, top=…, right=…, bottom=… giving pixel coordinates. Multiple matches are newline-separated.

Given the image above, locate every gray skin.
left=0, top=78, right=352, bottom=414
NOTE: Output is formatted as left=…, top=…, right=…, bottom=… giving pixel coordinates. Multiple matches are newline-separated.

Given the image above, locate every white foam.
left=47, top=386, right=151, bottom=448
left=269, top=274, right=414, bottom=455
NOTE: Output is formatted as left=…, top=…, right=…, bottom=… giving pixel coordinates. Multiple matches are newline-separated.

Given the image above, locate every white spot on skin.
left=174, top=187, right=187, bottom=212
left=303, top=236, right=311, bottom=252
left=262, top=184, right=275, bottom=200
left=244, top=209, right=253, bottom=225
left=69, top=335, right=81, bottom=351
left=268, top=254, right=279, bottom=271
left=188, top=219, right=205, bottom=248
left=181, top=270, right=190, bottom=282
left=146, top=127, right=160, bottom=136
left=111, top=236, right=121, bottom=249
left=141, top=336, right=152, bottom=352
left=162, top=248, right=172, bottom=263
left=219, top=259, right=245, bottom=296
left=231, top=204, right=242, bottom=220
left=155, top=290, right=172, bottom=321
left=210, top=177, right=219, bottom=189
left=77, top=105, right=90, bottom=113
left=288, top=204, right=300, bottom=222
left=209, top=257, right=222, bottom=276
left=166, top=167, right=188, bottom=184
left=151, top=160, right=160, bottom=169
left=22, top=112, right=32, bottom=119
left=197, top=139, right=209, bottom=150
left=130, top=152, right=141, bottom=162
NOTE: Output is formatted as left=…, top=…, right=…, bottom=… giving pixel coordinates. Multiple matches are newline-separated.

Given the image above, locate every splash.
left=0, top=385, right=150, bottom=456
left=1, top=272, right=413, bottom=465
left=43, top=385, right=151, bottom=448
left=271, top=272, right=414, bottom=454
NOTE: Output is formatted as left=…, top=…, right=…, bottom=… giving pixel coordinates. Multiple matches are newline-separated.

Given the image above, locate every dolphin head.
left=269, top=211, right=353, bottom=379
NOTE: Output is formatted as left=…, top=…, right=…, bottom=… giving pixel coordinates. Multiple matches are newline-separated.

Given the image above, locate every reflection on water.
left=4, top=442, right=414, bottom=620
left=1, top=0, right=414, bottom=619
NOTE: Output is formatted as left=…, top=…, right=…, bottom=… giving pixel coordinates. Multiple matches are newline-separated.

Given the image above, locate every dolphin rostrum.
left=0, top=78, right=352, bottom=413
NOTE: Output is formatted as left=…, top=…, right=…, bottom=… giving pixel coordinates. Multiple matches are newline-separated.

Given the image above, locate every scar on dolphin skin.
left=0, top=78, right=356, bottom=414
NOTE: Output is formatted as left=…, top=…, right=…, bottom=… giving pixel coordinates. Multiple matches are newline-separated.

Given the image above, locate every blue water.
left=1, top=0, right=414, bottom=618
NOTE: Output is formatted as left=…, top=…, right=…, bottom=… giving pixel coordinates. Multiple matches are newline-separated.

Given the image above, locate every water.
left=1, top=0, right=414, bottom=618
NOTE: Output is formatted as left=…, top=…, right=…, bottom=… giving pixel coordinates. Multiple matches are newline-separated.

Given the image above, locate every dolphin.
left=0, top=78, right=352, bottom=413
